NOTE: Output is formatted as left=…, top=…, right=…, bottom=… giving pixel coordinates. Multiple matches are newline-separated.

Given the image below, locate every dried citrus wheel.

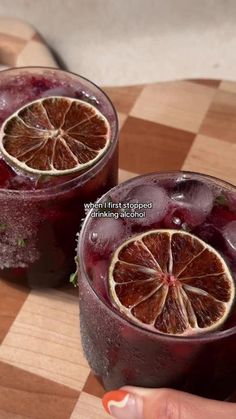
left=109, top=229, right=235, bottom=336
left=0, top=96, right=110, bottom=175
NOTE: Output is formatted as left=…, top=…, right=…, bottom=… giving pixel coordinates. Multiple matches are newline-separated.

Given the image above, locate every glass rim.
left=0, top=66, right=119, bottom=198
left=78, top=170, right=236, bottom=342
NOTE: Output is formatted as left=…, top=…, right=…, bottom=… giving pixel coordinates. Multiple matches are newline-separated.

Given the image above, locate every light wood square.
left=17, top=40, right=57, bottom=67
left=118, top=112, right=127, bottom=129
left=119, top=168, right=138, bottom=183
left=131, top=81, right=215, bottom=133
left=219, top=80, right=236, bottom=94
left=0, top=289, right=89, bottom=391
left=182, top=134, right=236, bottom=184
left=70, top=393, right=110, bottom=419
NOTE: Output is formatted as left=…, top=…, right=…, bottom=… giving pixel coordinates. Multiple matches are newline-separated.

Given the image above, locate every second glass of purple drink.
left=0, top=67, right=118, bottom=287
left=78, top=172, right=236, bottom=400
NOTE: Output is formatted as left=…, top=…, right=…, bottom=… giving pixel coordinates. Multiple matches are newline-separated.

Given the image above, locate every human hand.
left=102, top=387, right=236, bottom=419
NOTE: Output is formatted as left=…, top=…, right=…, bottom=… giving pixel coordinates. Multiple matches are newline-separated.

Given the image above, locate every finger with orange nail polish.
left=102, top=390, right=143, bottom=419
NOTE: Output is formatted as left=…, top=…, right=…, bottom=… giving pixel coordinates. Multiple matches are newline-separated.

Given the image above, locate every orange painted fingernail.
left=102, top=390, right=143, bottom=418
left=102, top=390, right=129, bottom=414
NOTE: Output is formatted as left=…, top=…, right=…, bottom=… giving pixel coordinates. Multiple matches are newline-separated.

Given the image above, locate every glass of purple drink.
left=0, top=67, right=118, bottom=287
left=78, top=171, right=236, bottom=400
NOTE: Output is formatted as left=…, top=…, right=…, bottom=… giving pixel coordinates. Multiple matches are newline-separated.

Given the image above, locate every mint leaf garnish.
left=70, top=271, right=78, bottom=287
left=215, top=195, right=228, bottom=206
left=17, top=238, right=27, bottom=247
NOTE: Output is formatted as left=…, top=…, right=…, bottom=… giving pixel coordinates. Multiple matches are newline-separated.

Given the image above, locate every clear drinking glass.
left=0, top=67, right=118, bottom=287
left=78, top=171, right=236, bottom=400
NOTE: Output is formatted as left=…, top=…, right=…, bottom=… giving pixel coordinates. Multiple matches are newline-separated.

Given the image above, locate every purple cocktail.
left=78, top=172, right=236, bottom=400
left=0, top=67, right=118, bottom=287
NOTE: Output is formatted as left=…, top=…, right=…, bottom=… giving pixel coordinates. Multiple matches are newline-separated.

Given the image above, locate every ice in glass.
left=78, top=172, right=236, bottom=400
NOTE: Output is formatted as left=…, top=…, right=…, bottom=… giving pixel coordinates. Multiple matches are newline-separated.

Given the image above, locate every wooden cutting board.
left=0, top=17, right=236, bottom=419
left=0, top=17, right=56, bottom=68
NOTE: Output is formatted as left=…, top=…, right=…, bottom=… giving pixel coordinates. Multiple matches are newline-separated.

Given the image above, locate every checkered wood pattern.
left=0, top=17, right=236, bottom=419
left=0, top=17, right=57, bottom=68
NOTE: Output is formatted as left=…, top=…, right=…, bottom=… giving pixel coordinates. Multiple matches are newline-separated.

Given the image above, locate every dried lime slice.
left=0, top=96, right=110, bottom=175
left=109, top=229, right=235, bottom=336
